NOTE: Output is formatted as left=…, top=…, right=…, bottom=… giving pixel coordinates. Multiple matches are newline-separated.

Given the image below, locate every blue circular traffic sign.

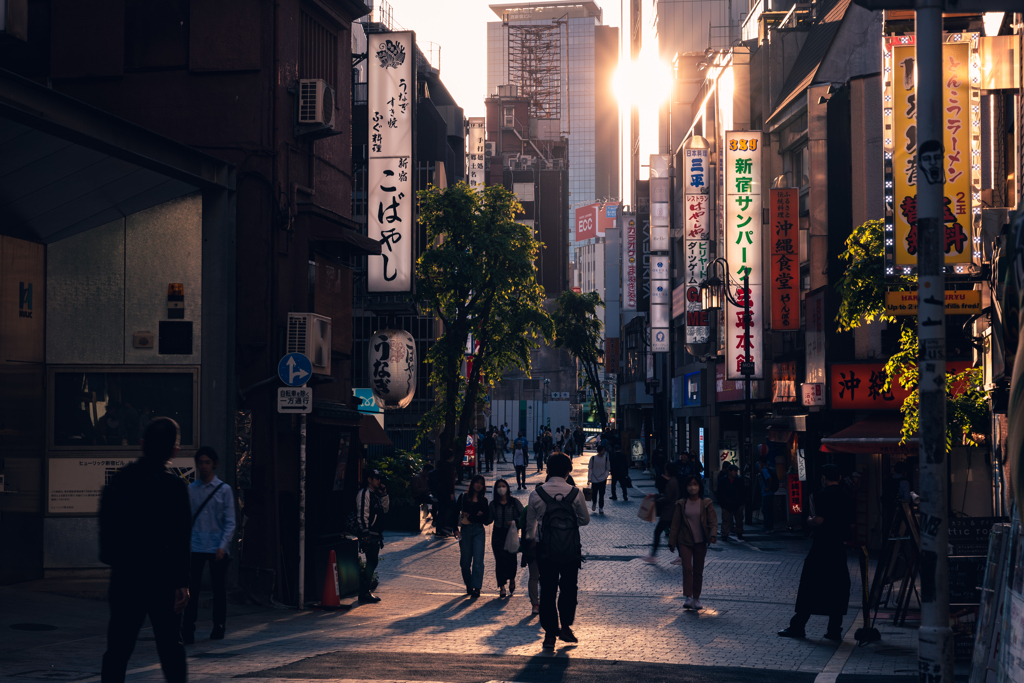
left=278, top=353, right=312, bottom=387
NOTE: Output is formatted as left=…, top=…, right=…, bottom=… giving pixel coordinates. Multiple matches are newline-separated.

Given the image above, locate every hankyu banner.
left=885, top=36, right=978, bottom=271
left=368, top=156, right=413, bottom=290
left=368, top=30, right=415, bottom=291
left=621, top=214, right=637, bottom=311
left=466, top=117, right=486, bottom=191
left=724, top=131, right=763, bottom=379
left=770, top=188, right=799, bottom=330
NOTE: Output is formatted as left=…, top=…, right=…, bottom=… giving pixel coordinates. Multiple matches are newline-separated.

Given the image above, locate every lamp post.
left=700, top=257, right=754, bottom=505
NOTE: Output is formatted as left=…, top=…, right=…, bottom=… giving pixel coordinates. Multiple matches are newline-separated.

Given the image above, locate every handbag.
left=637, top=494, right=657, bottom=523
left=583, top=486, right=593, bottom=502
left=503, top=524, right=521, bottom=554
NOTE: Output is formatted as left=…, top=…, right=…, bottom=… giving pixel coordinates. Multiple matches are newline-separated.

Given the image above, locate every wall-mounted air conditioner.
left=295, top=79, right=337, bottom=139
left=287, top=312, right=332, bottom=375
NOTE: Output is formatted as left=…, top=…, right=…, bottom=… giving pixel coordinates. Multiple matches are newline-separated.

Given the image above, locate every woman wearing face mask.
left=456, top=475, right=493, bottom=598
left=488, top=479, right=524, bottom=598
left=668, top=474, right=718, bottom=610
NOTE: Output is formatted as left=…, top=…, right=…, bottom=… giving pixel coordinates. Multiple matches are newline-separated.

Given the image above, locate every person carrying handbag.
left=488, top=479, right=524, bottom=598
left=456, top=475, right=492, bottom=598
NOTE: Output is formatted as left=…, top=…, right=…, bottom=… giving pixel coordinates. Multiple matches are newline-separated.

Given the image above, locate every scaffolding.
left=507, top=23, right=563, bottom=122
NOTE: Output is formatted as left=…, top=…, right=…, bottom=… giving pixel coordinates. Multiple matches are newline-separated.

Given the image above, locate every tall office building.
left=487, top=2, right=618, bottom=261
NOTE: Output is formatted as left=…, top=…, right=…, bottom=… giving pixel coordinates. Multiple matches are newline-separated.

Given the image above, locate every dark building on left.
left=0, top=0, right=383, bottom=603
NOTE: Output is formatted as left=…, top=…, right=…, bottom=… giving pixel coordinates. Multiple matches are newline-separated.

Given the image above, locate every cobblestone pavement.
left=1, top=459, right=926, bottom=682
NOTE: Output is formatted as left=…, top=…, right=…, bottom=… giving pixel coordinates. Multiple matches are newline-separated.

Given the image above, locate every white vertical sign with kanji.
left=724, top=131, right=763, bottom=380
left=368, top=31, right=415, bottom=292
left=466, top=117, right=486, bottom=191
left=682, top=142, right=710, bottom=345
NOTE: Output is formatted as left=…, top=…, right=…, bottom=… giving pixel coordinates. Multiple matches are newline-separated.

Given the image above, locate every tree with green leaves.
left=836, top=219, right=987, bottom=449
left=552, top=290, right=608, bottom=429
left=416, top=182, right=553, bottom=461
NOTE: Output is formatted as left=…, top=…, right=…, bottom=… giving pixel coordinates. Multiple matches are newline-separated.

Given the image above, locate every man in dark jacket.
left=717, top=464, right=746, bottom=541
left=778, top=463, right=854, bottom=641
left=99, top=418, right=191, bottom=683
left=356, top=469, right=390, bottom=603
left=482, top=431, right=497, bottom=472
left=608, top=446, right=630, bottom=501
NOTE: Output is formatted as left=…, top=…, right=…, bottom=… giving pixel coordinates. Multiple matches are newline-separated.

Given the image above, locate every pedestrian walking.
left=573, top=427, right=585, bottom=457
left=534, top=433, right=545, bottom=473
left=717, top=464, right=746, bottom=541
left=651, top=447, right=667, bottom=479
left=525, top=454, right=590, bottom=649
left=500, top=424, right=510, bottom=462
left=512, top=432, right=529, bottom=489
left=356, top=469, right=390, bottom=603
left=182, top=446, right=236, bottom=644
left=608, top=446, right=630, bottom=501
left=489, top=479, right=524, bottom=598
left=456, top=475, right=492, bottom=598
left=482, top=430, right=496, bottom=472
left=645, top=462, right=681, bottom=562
left=667, top=474, right=717, bottom=610
left=677, top=450, right=701, bottom=480
left=778, top=464, right=854, bottom=641
left=99, top=417, right=191, bottom=683
left=758, top=455, right=779, bottom=532
left=587, top=445, right=610, bottom=514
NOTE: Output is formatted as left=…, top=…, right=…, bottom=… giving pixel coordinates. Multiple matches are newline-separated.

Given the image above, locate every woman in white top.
left=587, top=445, right=611, bottom=514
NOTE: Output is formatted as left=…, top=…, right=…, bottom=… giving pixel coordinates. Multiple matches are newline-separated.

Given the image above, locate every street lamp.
left=699, top=257, right=756, bottom=518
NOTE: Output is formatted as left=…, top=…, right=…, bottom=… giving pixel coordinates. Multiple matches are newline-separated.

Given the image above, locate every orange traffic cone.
left=321, top=550, right=342, bottom=608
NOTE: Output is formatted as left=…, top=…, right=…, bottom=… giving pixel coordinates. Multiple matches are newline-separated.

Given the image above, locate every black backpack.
left=536, top=487, right=582, bottom=564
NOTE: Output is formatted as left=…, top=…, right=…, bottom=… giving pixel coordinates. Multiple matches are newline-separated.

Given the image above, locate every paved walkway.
left=1, top=459, right=926, bottom=682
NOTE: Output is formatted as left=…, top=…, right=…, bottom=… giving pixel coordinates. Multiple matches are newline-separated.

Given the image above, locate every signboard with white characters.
left=49, top=456, right=196, bottom=514
left=278, top=387, right=313, bottom=414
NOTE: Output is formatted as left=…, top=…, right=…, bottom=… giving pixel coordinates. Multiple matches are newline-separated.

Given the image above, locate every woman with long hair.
left=456, top=474, right=492, bottom=597
left=667, top=474, right=718, bottom=610
left=488, top=478, right=524, bottom=598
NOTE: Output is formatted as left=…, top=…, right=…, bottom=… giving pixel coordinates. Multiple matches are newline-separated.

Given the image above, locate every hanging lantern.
left=368, top=329, right=416, bottom=410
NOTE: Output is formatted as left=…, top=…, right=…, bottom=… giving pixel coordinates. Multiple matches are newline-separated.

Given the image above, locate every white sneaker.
left=735, top=537, right=746, bottom=543
left=692, top=599, right=703, bottom=610
left=643, top=555, right=657, bottom=564
left=683, top=597, right=693, bottom=609
left=671, top=557, right=683, bottom=565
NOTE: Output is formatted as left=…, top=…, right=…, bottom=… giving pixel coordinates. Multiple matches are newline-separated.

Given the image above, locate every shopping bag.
left=637, top=494, right=657, bottom=522
left=503, top=525, right=521, bottom=554
left=583, top=486, right=593, bottom=502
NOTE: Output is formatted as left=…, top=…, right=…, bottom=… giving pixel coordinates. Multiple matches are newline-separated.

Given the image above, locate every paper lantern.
left=368, top=329, right=416, bottom=410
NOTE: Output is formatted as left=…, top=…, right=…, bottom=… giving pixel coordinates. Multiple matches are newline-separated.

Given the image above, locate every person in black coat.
left=717, top=464, right=746, bottom=541
left=778, top=463, right=854, bottom=641
left=99, top=418, right=192, bottom=683
left=609, top=446, right=630, bottom=501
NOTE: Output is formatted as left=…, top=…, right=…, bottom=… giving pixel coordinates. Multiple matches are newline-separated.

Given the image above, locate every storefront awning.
left=819, top=417, right=917, bottom=454
left=358, top=415, right=392, bottom=447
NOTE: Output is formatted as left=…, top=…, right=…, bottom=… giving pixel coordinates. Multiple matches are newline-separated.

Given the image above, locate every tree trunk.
left=583, top=360, right=608, bottom=430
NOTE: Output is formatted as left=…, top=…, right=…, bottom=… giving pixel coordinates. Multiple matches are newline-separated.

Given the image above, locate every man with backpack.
left=758, top=455, right=779, bottom=533
left=512, top=432, right=529, bottom=490
left=524, top=453, right=590, bottom=650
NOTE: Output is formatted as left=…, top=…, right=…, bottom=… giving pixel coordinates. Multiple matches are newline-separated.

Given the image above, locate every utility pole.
left=914, top=2, right=951, bottom=680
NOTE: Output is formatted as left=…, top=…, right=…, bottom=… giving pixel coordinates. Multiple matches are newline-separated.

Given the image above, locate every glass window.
left=52, top=370, right=197, bottom=447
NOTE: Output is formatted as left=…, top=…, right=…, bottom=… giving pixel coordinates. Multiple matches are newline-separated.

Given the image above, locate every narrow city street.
left=2, top=463, right=921, bottom=683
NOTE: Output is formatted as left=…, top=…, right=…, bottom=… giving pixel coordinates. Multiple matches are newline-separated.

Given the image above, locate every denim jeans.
left=459, top=524, right=486, bottom=590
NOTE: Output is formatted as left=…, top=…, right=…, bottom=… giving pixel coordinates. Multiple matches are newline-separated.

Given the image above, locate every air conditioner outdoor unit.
left=484, top=141, right=495, bottom=158
left=296, top=79, right=336, bottom=137
left=286, top=312, right=332, bottom=375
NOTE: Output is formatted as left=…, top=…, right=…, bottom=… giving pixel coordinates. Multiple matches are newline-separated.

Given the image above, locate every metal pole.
left=298, top=412, right=307, bottom=609
left=743, top=271, right=752, bottom=515
left=915, top=3, right=952, bottom=681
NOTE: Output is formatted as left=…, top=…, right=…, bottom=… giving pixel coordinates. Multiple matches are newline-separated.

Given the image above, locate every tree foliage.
left=416, top=182, right=553, bottom=459
left=836, top=219, right=987, bottom=449
left=552, top=290, right=608, bottom=428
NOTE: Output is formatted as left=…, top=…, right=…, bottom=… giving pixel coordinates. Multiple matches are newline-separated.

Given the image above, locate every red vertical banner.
left=788, top=474, right=803, bottom=514
left=770, top=188, right=799, bottom=330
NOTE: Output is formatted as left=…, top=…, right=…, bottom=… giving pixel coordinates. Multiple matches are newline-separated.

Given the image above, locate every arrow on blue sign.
left=278, top=353, right=312, bottom=387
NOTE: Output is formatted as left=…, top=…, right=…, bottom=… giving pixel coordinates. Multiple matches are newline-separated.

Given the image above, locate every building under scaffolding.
left=507, top=23, right=563, bottom=122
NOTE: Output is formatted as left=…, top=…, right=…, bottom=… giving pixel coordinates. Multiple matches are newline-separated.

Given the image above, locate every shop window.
left=51, top=368, right=197, bottom=448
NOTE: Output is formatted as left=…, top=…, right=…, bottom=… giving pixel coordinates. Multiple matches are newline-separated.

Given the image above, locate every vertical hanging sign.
left=649, top=155, right=672, bottom=352
left=724, top=131, right=763, bottom=380
left=883, top=34, right=980, bottom=275
left=770, top=188, right=799, bottom=330
left=683, top=139, right=711, bottom=346
left=368, top=31, right=416, bottom=292
left=466, top=117, right=486, bottom=191
left=621, top=214, right=637, bottom=311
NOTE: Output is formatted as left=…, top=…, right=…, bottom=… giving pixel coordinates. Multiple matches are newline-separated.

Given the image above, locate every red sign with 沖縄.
left=829, top=362, right=973, bottom=410
left=770, top=189, right=799, bottom=330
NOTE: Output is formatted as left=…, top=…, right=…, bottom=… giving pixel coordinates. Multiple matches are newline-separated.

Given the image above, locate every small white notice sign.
left=278, top=387, right=312, bottom=414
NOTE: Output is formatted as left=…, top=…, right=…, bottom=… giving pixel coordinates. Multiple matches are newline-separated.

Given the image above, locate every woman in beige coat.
left=668, top=474, right=718, bottom=610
